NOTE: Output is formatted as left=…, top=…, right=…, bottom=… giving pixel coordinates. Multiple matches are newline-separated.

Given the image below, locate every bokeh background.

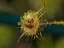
left=0, top=0, right=64, bottom=48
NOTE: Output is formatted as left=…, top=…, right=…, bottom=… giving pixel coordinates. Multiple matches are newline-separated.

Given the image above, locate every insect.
left=18, top=7, right=64, bottom=42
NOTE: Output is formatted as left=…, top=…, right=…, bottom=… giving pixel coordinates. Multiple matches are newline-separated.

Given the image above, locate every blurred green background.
left=0, top=0, right=64, bottom=48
